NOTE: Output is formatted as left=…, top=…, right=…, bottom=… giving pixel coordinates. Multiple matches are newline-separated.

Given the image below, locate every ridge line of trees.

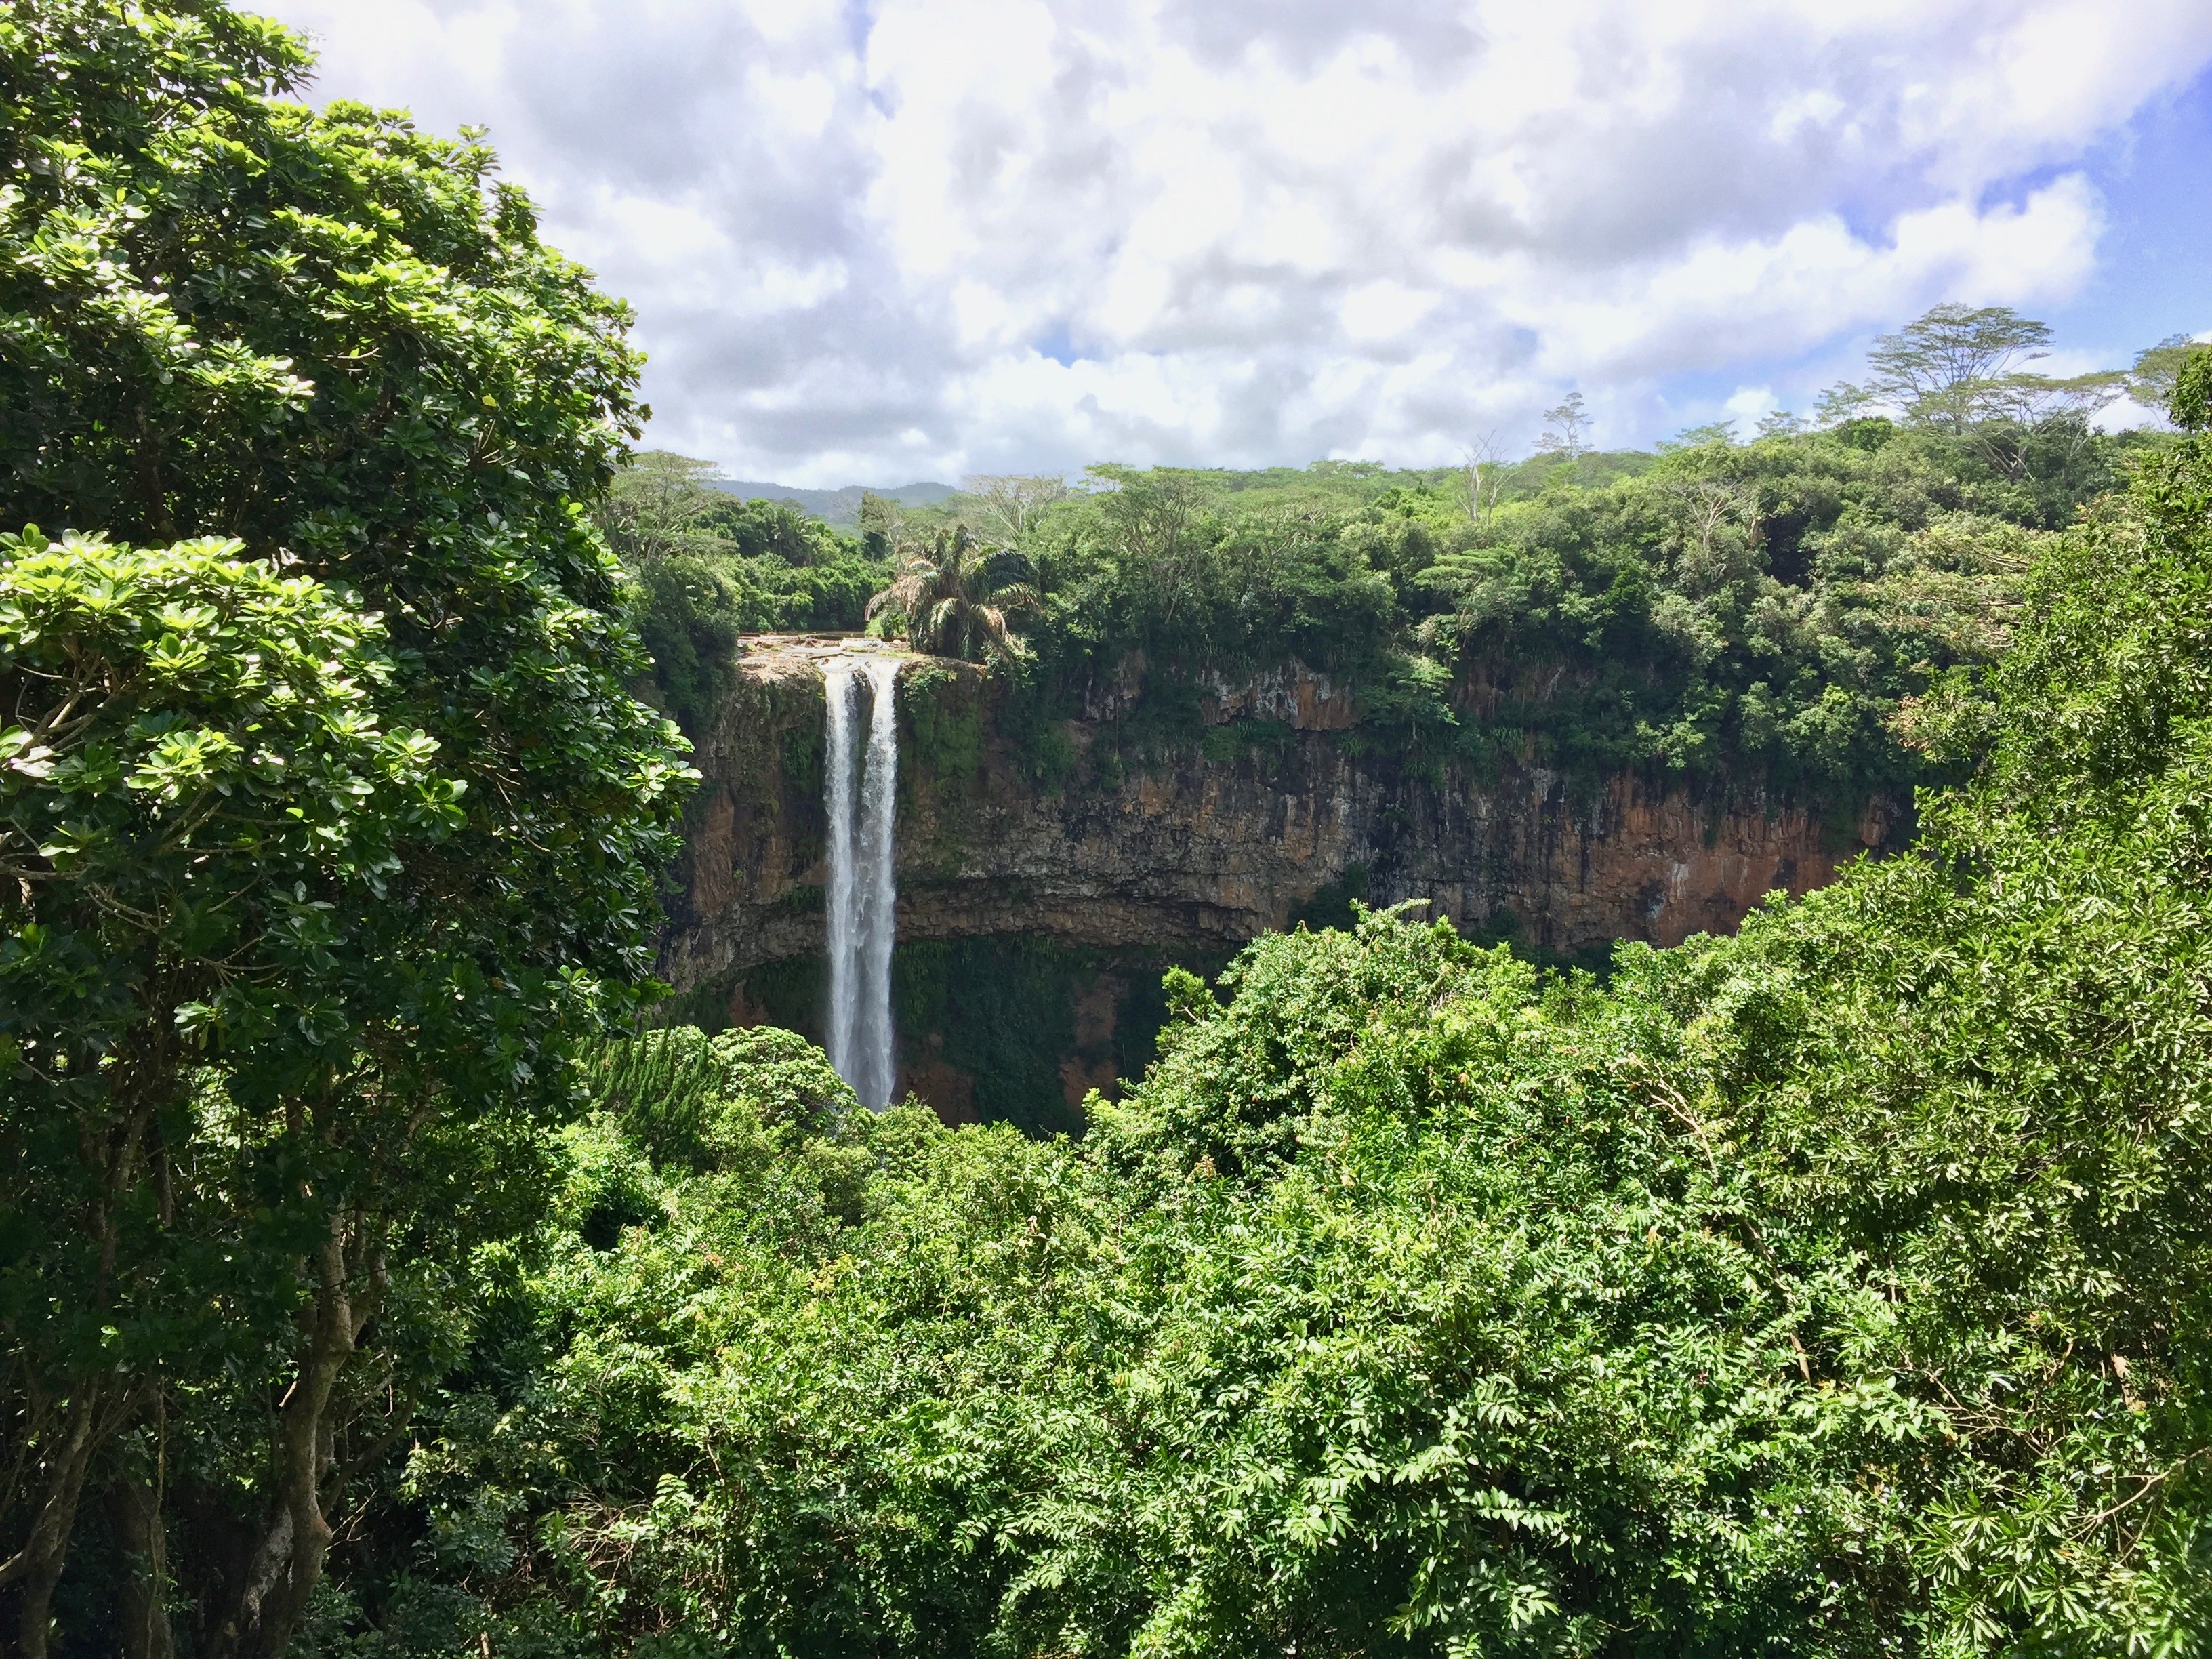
left=611, top=302, right=2198, bottom=823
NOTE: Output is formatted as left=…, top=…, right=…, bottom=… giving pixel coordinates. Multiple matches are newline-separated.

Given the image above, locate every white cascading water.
left=822, top=663, right=859, bottom=1088
left=822, top=656, right=899, bottom=1108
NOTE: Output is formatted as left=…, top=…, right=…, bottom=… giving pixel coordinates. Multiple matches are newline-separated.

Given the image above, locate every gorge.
left=16, top=14, right=2204, bottom=1641
left=630, top=428, right=2072, bottom=1143
left=663, top=633, right=1898, bottom=1131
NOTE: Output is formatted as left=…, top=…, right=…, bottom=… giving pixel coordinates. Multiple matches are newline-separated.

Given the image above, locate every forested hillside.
left=297, top=401, right=2212, bottom=1653
left=616, top=361, right=2163, bottom=821
left=5, top=3, right=2212, bottom=1656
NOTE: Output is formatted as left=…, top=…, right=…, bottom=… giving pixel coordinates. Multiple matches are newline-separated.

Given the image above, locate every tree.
left=0, top=533, right=393, bottom=1642
left=0, top=4, right=690, bottom=1651
left=597, top=458, right=848, bottom=571
left=2174, top=350, right=2212, bottom=433
left=857, top=489, right=903, bottom=560
left=712, top=493, right=846, bottom=567
left=2132, top=334, right=2211, bottom=425
left=1811, top=381, right=1875, bottom=428
left=1860, top=303, right=2121, bottom=438
left=1534, top=391, right=1592, bottom=456
left=963, top=474, right=1071, bottom=548
left=2127, top=333, right=2194, bottom=415
left=868, top=523, right=1040, bottom=661
left=1865, top=302, right=2053, bottom=426
left=1088, top=464, right=1211, bottom=623
left=1460, top=432, right=1507, bottom=527
left=0, top=531, right=471, bottom=1652
left=598, top=451, right=733, bottom=565
left=1826, top=304, right=2120, bottom=483
left=1656, top=472, right=1761, bottom=593
left=1660, top=420, right=1736, bottom=451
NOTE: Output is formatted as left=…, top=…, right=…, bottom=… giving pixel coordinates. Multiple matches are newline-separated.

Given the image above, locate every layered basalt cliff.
left=669, top=640, right=1886, bottom=972
left=661, top=636, right=1892, bottom=1122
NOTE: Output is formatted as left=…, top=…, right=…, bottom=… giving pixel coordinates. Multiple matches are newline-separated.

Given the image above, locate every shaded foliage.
left=0, top=5, right=689, bottom=1652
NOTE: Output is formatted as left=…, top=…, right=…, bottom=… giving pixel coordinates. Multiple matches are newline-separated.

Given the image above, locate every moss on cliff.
left=901, top=661, right=987, bottom=783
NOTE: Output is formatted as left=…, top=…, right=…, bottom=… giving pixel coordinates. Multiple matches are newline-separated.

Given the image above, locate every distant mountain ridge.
left=714, top=478, right=958, bottom=527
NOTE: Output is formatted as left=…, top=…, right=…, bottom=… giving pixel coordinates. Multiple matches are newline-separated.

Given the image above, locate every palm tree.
left=867, top=524, right=1040, bottom=661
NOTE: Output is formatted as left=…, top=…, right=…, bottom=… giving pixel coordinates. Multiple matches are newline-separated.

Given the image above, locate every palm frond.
left=867, top=522, right=1041, bottom=660
left=973, top=548, right=1039, bottom=595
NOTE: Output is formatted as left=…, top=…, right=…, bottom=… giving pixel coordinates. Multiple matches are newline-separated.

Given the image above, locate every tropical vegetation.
left=5, top=2, right=2212, bottom=1656
left=595, top=454, right=886, bottom=735
left=617, top=317, right=2176, bottom=821
left=867, top=523, right=1042, bottom=662
left=254, top=411, right=2212, bottom=1654
left=0, top=4, right=689, bottom=1652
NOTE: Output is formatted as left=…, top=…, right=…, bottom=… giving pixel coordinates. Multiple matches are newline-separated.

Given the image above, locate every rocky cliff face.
left=668, top=639, right=1887, bottom=973
left=661, top=636, right=1892, bottom=1119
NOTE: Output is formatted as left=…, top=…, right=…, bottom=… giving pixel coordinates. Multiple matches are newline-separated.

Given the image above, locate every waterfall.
left=823, top=664, right=859, bottom=1089
left=823, top=656, right=899, bottom=1108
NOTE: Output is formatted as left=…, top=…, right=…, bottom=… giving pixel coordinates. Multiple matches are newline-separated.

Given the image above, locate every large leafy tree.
left=0, top=533, right=469, bottom=1652
left=1866, top=303, right=2057, bottom=424
left=0, top=4, right=689, bottom=1653
left=1819, top=304, right=2121, bottom=478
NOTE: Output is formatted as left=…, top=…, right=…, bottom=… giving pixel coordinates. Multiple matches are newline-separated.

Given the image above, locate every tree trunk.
left=110, top=1468, right=174, bottom=1659
left=203, top=1218, right=367, bottom=1659
left=0, top=1385, right=102, bottom=1659
left=4, top=1046, right=172, bottom=1652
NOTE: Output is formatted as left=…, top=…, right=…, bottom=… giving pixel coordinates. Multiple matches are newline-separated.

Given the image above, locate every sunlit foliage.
left=302, top=422, right=2212, bottom=1657
left=0, top=3, right=688, bottom=1650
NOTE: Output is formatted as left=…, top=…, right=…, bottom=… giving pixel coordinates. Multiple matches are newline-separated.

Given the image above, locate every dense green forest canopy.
left=7, top=2, right=2212, bottom=1656
left=300, top=413, right=2212, bottom=1654
left=612, top=335, right=2176, bottom=813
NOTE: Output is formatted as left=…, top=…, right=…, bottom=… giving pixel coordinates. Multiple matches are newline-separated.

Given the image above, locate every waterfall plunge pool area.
left=661, top=632, right=1213, bottom=1136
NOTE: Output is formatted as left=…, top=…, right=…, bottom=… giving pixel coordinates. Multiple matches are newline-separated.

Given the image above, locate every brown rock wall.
left=659, top=638, right=1890, bottom=998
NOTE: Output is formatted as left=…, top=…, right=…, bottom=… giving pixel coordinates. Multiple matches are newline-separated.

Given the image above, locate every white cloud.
left=268, top=0, right=2212, bottom=481
left=1340, top=281, right=1439, bottom=344
left=1511, top=174, right=2105, bottom=383
left=1723, top=386, right=1782, bottom=435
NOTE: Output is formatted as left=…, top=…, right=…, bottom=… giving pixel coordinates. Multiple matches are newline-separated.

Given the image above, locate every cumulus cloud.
left=270, top=0, right=2212, bottom=480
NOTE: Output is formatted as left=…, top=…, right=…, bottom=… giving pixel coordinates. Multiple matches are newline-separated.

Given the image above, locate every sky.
left=267, top=0, right=2212, bottom=486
